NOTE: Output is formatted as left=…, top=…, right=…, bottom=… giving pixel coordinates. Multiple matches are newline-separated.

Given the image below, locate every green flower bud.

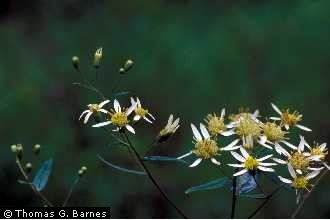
left=33, top=144, right=41, bottom=155
left=25, top=163, right=33, bottom=173
left=123, top=59, right=134, bottom=72
left=11, top=144, right=17, bottom=153
left=72, top=56, right=80, bottom=69
left=78, top=166, right=87, bottom=177
left=119, top=67, right=125, bottom=75
left=93, top=47, right=103, bottom=68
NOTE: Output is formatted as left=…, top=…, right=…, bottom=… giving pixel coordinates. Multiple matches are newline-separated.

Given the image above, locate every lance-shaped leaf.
left=143, top=156, right=188, bottom=164
left=32, top=158, right=53, bottom=191
left=185, top=177, right=230, bottom=194
left=233, top=172, right=259, bottom=195
left=98, top=155, right=146, bottom=176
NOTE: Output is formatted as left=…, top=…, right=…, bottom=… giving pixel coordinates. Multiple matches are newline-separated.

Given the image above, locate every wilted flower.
left=93, top=47, right=103, bottom=68
left=178, top=123, right=239, bottom=167
left=304, top=140, right=329, bottom=170
left=270, top=103, right=311, bottom=131
left=158, top=114, right=180, bottom=143
left=204, top=108, right=227, bottom=137
left=130, top=97, right=155, bottom=123
left=79, top=100, right=110, bottom=124
left=93, top=99, right=136, bottom=134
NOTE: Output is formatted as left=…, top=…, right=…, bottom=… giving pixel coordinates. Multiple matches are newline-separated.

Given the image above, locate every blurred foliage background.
left=0, top=0, right=330, bottom=218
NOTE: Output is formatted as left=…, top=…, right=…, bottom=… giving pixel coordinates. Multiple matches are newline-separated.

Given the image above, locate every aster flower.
left=270, top=103, right=311, bottom=131
left=79, top=100, right=110, bottom=124
left=92, top=99, right=136, bottom=134
left=304, top=140, right=330, bottom=170
left=178, top=123, right=239, bottom=167
left=157, top=114, right=180, bottom=143
left=204, top=108, right=227, bottom=137
left=228, top=147, right=276, bottom=176
left=130, top=97, right=155, bottom=123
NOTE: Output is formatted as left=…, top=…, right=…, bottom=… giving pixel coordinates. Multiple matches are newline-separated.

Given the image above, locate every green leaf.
left=185, top=177, right=230, bottom=194
left=32, top=158, right=53, bottom=191
left=234, top=172, right=258, bottom=195
left=239, top=193, right=268, bottom=199
left=143, top=156, right=188, bottom=164
left=98, top=155, right=146, bottom=176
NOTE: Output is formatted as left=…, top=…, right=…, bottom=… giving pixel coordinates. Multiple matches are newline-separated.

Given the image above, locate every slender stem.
left=123, top=132, right=188, bottom=219
left=290, top=170, right=328, bottom=218
left=230, top=175, right=237, bottom=218
left=248, top=184, right=284, bottom=219
left=16, top=158, right=54, bottom=207
left=62, top=176, right=80, bottom=207
left=253, top=175, right=264, bottom=194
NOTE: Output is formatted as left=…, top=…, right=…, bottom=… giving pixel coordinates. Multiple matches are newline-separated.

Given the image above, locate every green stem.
left=123, top=132, right=188, bottom=219
left=62, top=176, right=80, bottom=207
left=230, top=175, right=237, bottom=218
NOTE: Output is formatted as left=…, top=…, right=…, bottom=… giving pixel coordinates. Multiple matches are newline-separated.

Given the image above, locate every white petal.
left=92, top=121, right=112, bottom=127
left=126, top=125, right=135, bottom=134
left=320, top=143, right=327, bottom=151
left=298, top=136, right=305, bottom=152
left=189, top=158, right=203, bottom=167
left=271, top=103, right=282, bottom=115
left=148, top=112, right=156, bottom=120
left=99, top=99, right=110, bottom=108
left=275, top=143, right=290, bottom=157
left=270, top=117, right=281, bottom=121
left=84, top=112, right=93, bottom=124
left=79, top=110, right=90, bottom=120
left=136, top=97, right=141, bottom=107
left=99, top=109, right=108, bottom=114
left=143, top=116, right=153, bottom=124
left=227, top=163, right=245, bottom=168
left=167, top=114, right=174, bottom=125
left=272, top=158, right=287, bottom=164
left=221, top=129, right=236, bottom=136
left=257, top=154, right=273, bottom=162
left=259, top=141, right=273, bottom=150
left=259, top=135, right=267, bottom=144
left=282, top=140, right=297, bottom=150
left=253, top=109, right=260, bottom=118
left=239, top=147, right=250, bottom=159
left=233, top=169, right=248, bottom=176
left=284, top=124, right=290, bottom=130
left=231, top=151, right=245, bottom=163
left=288, top=163, right=296, bottom=178
left=259, top=162, right=277, bottom=167
left=220, top=108, right=225, bottom=118
left=304, top=140, right=312, bottom=150
left=126, top=103, right=136, bottom=116
left=191, top=124, right=202, bottom=141
left=221, top=139, right=240, bottom=151
left=113, top=99, right=121, bottom=112
left=306, top=170, right=321, bottom=180
left=134, top=115, right=141, bottom=121
left=296, top=169, right=302, bottom=175
left=323, top=162, right=330, bottom=170
left=278, top=176, right=292, bottom=184
left=211, top=158, right=221, bottom=165
left=199, top=123, right=210, bottom=139
left=130, top=97, right=136, bottom=105
left=258, top=166, right=274, bottom=172
left=177, top=151, right=192, bottom=159
left=296, top=124, right=312, bottom=132
left=309, top=155, right=322, bottom=161
left=308, top=167, right=324, bottom=171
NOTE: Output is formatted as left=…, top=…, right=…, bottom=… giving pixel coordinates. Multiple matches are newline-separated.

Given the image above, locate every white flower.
left=79, top=100, right=109, bottom=124
left=204, top=108, right=228, bottom=137
left=130, top=97, right=155, bottom=123
left=92, top=99, right=136, bottom=134
left=270, top=103, right=311, bottom=131
left=178, top=123, right=240, bottom=168
left=158, top=114, right=180, bottom=142
left=228, top=147, right=276, bottom=176
left=304, top=140, right=330, bottom=170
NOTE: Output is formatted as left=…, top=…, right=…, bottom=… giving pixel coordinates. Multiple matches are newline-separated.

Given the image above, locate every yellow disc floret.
left=193, top=139, right=219, bottom=159
left=244, top=156, right=259, bottom=170
left=281, top=110, right=302, bottom=126
left=236, top=118, right=261, bottom=138
left=204, top=114, right=226, bottom=136
left=289, top=152, right=310, bottom=171
left=110, top=112, right=128, bottom=127
left=311, top=144, right=327, bottom=160
left=88, top=104, right=101, bottom=113
left=262, top=122, right=285, bottom=142
left=135, top=107, right=148, bottom=117
left=291, top=177, right=308, bottom=190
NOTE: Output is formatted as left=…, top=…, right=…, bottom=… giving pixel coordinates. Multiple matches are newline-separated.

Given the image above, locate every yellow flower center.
left=193, top=139, right=219, bottom=159
left=311, top=145, right=327, bottom=160
left=205, top=114, right=226, bottom=136
left=244, top=156, right=259, bottom=170
left=135, top=107, right=148, bottom=117
left=236, top=118, right=261, bottom=138
left=263, top=122, right=285, bottom=142
left=281, top=110, right=302, bottom=126
left=289, top=152, right=310, bottom=171
left=291, top=177, right=308, bottom=190
left=110, top=112, right=128, bottom=127
left=88, top=104, right=100, bottom=113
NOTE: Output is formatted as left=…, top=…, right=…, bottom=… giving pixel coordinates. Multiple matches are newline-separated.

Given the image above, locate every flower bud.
left=16, top=144, right=23, bottom=160
left=123, top=59, right=134, bottom=72
left=119, top=67, right=125, bottom=75
left=72, top=56, right=80, bottom=69
left=93, top=47, right=103, bottom=68
left=11, top=144, right=17, bottom=153
left=25, top=163, right=33, bottom=173
left=33, top=144, right=41, bottom=155
left=78, top=166, right=87, bottom=177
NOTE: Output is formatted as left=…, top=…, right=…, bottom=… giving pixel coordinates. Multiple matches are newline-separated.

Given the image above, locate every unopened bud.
left=123, top=59, right=134, bottom=72
left=16, top=144, right=23, bottom=160
left=33, top=144, right=41, bottom=155
left=78, top=166, right=87, bottom=177
left=119, top=67, right=125, bottom=75
left=72, top=56, right=80, bottom=69
left=93, top=47, right=103, bottom=68
left=11, top=145, right=17, bottom=153
left=25, top=163, right=33, bottom=173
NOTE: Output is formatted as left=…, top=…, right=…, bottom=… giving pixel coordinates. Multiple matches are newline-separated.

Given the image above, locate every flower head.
left=204, top=108, right=227, bottom=137
left=92, top=99, right=136, bottom=134
left=79, top=100, right=109, bottom=124
left=158, top=114, right=180, bottom=143
left=130, top=97, right=155, bottom=123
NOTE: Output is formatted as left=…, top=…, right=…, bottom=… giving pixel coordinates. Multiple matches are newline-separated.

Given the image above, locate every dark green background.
left=0, top=0, right=329, bottom=218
